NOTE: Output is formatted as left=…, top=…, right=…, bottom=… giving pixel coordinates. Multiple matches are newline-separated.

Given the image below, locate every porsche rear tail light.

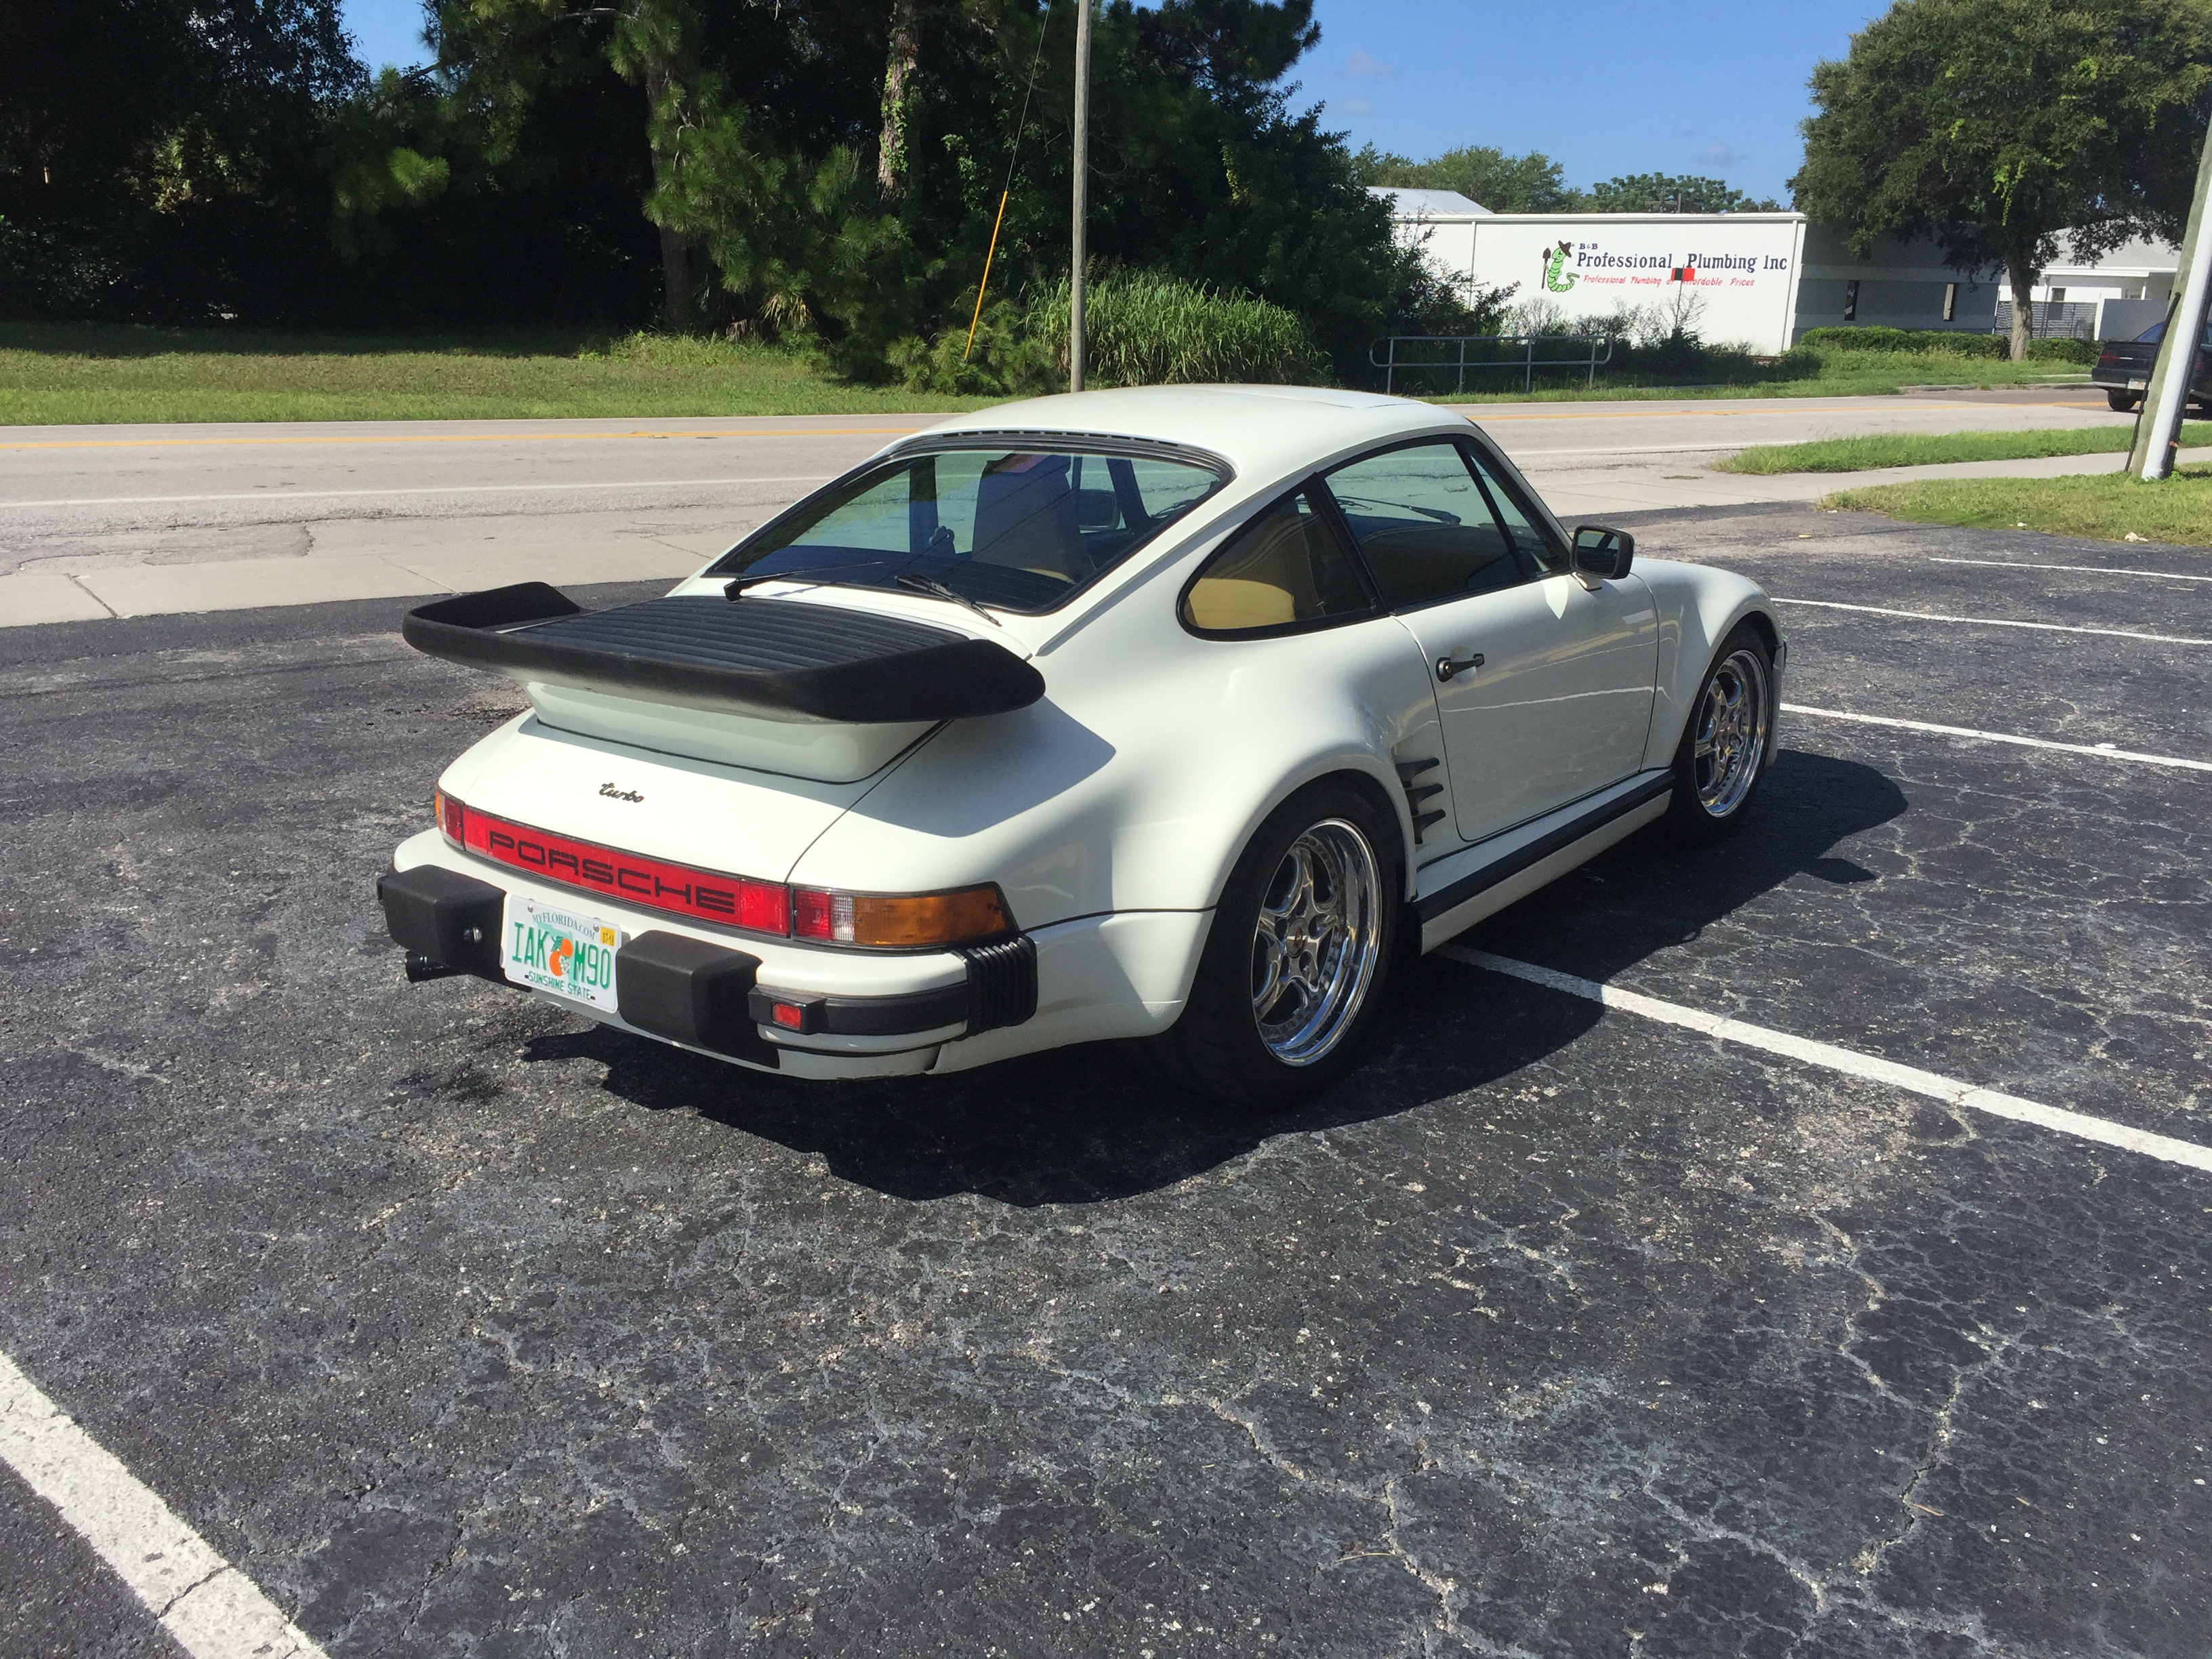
left=437, top=795, right=1008, bottom=951
left=790, top=884, right=1012, bottom=949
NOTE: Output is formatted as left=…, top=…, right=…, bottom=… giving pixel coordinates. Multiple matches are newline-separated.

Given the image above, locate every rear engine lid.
left=442, top=714, right=874, bottom=889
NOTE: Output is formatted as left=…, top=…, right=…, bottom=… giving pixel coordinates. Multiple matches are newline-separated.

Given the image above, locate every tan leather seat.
left=1185, top=577, right=1296, bottom=631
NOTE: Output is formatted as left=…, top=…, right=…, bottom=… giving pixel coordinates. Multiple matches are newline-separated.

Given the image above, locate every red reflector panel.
left=460, top=807, right=789, bottom=936
left=770, top=1002, right=805, bottom=1029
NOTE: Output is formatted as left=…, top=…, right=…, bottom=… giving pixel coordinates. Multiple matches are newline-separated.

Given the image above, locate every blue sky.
left=339, top=0, right=1885, bottom=204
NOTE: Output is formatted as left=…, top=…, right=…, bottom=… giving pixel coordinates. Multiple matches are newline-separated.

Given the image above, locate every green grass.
left=1718, top=422, right=2212, bottom=474
left=1821, top=468, right=2212, bottom=548
left=0, top=321, right=2094, bottom=426
left=1412, top=347, right=2083, bottom=406
left=0, top=323, right=997, bottom=425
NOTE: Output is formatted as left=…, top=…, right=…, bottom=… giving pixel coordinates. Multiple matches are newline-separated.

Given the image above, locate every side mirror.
left=1572, top=525, right=1635, bottom=581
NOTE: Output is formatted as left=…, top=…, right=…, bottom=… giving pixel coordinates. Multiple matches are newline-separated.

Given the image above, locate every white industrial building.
left=1374, top=188, right=2000, bottom=353
left=2028, top=237, right=2182, bottom=342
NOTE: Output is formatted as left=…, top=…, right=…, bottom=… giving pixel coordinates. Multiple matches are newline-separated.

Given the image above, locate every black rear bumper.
left=376, top=865, right=1036, bottom=1063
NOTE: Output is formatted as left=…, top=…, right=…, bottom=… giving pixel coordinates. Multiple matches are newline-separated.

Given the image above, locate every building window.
left=1943, top=282, right=1958, bottom=322
left=1843, top=280, right=1859, bottom=322
left=2049, top=287, right=2066, bottom=304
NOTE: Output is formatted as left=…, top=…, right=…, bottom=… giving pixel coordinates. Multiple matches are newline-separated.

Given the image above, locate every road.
left=2, top=505, right=2207, bottom=1656
left=0, top=388, right=2142, bottom=627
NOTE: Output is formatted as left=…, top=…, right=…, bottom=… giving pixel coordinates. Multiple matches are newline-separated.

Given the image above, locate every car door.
left=1319, top=438, right=1658, bottom=844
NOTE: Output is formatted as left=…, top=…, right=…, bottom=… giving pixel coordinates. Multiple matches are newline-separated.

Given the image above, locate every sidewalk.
left=5, top=440, right=2205, bottom=630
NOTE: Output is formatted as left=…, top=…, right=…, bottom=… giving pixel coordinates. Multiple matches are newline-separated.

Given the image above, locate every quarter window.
left=1324, top=442, right=1522, bottom=609
left=1182, top=489, right=1372, bottom=634
left=1465, top=447, right=1566, bottom=575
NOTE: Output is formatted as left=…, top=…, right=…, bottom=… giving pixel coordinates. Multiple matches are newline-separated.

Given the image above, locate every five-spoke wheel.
left=1145, top=781, right=1399, bottom=1108
left=1249, top=819, right=1385, bottom=1067
left=1666, top=624, right=1775, bottom=842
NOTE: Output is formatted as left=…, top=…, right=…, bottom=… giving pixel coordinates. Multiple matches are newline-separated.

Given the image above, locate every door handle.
left=1435, top=653, right=1484, bottom=682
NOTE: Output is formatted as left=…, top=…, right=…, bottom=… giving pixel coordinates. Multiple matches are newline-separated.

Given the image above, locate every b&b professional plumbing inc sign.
left=1412, top=213, right=1810, bottom=354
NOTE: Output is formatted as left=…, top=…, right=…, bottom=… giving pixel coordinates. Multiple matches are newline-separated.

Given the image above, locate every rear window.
left=2133, top=321, right=2212, bottom=345
left=714, top=445, right=1225, bottom=614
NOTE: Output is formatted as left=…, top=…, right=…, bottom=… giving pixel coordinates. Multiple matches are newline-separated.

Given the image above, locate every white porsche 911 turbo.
left=380, top=386, right=1783, bottom=1105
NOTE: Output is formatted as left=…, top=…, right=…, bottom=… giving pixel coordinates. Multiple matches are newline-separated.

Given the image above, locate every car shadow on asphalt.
left=523, top=747, right=1905, bottom=1206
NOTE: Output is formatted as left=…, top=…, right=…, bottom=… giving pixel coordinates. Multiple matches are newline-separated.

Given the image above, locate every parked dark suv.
left=2094, top=317, right=2212, bottom=413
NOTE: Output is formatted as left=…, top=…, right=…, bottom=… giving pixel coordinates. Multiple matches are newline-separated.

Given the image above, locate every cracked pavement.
left=1, top=511, right=2208, bottom=1657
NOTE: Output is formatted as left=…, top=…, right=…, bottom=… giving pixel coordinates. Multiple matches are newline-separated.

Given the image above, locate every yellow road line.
left=0, top=425, right=931, bottom=452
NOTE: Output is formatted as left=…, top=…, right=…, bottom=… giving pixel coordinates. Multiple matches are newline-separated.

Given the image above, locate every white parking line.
left=1773, top=596, right=2212, bottom=645
left=1931, top=556, right=2212, bottom=583
left=1444, top=948, right=2212, bottom=1174
left=1780, top=703, right=2212, bottom=772
left=0, top=1349, right=327, bottom=1659
left=5, top=474, right=836, bottom=510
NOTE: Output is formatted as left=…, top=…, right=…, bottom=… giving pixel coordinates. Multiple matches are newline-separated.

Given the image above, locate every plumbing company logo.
left=1541, top=242, right=1578, bottom=293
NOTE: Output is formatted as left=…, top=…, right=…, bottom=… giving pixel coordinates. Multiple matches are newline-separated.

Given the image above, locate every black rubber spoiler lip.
left=400, top=582, right=1046, bottom=725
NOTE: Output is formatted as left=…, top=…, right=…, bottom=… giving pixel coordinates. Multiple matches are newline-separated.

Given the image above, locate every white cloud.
left=1699, top=142, right=1742, bottom=168
left=1340, top=97, right=1376, bottom=117
left=1344, top=49, right=1397, bottom=78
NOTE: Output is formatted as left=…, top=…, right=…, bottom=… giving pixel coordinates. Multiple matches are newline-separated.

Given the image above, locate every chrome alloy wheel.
left=1692, top=647, right=1771, bottom=817
left=1249, top=819, right=1384, bottom=1066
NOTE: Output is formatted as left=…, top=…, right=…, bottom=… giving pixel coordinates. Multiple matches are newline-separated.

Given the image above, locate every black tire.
left=1145, top=779, right=1400, bottom=1109
left=1663, top=624, right=1775, bottom=844
left=2108, top=390, right=2141, bottom=413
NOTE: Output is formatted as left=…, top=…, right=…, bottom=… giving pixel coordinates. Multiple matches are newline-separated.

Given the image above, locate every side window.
left=1323, top=443, right=1522, bottom=609
left=1465, top=447, right=1567, bottom=575
left=1183, top=489, right=1372, bottom=635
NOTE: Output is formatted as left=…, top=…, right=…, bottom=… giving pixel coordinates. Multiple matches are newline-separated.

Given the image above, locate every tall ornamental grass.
left=1027, top=275, right=1321, bottom=387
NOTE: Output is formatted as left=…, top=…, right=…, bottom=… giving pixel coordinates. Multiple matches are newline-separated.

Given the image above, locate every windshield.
left=713, top=445, right=1226, bottom=614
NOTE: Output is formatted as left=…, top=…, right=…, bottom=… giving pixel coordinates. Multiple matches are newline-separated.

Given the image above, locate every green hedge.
left=1798, top=327, right=2009, bottom=358
left=2026, top=337, right=2099, bottom=364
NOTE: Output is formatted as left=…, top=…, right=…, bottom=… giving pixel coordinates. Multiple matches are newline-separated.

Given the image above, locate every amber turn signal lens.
left=791, top=884, right=1012, bottom=948
left=435, top=790, right=467, bottom=845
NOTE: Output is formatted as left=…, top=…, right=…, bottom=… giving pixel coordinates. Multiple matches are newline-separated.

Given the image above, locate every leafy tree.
left=1576, top=173, right=1779, bottom=213
left=0, top=0, right=361, bottom=320
left=1351, top=143, right=1572, bottom=213
left=1794, top=0, right=2212, bottom=360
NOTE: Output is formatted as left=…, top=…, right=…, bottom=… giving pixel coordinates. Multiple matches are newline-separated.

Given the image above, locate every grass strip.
left=1820, top=468, right=2212, bottom=548
left=1719, top=422, right=2212, bottom=474
left=0, top=322, right=2089, bottom=426
left=0, top=324, right=992, bottom=426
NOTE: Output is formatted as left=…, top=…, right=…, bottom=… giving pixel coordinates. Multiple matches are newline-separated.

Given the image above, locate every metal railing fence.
left=1370, top=333, right=1616, bottom=395
left=1992, top=300, right=2098, bottom=342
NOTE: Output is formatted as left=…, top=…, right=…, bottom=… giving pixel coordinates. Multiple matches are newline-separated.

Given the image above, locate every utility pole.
left=1069, top=0, right=1091, bottom=393
left=2129, top=117, right=2212, bottom=480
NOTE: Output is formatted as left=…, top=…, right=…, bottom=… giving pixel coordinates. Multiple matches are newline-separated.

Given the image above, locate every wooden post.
left=1069, top=0, right=1091, bottom=392
left=2130, top=119, right=2212, bottom=480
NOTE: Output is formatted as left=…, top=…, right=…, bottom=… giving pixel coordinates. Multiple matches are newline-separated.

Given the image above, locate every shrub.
left=1797, top=326, right=2007, bottom=358
left=2026, top=336, right=2098, bottom=364
left=888, top=299, right=1059, bottom=398
left=1027, top=274, right=1322, bottom=387
left=893, top=274, right=1319, bottom=396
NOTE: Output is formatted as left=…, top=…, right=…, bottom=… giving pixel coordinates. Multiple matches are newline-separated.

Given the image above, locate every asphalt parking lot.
left=2, top=505, right=2207, bottom=1657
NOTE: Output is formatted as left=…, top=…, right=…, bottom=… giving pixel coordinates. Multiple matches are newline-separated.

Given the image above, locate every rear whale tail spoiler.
left=401, top=582, right=1046, bottom=725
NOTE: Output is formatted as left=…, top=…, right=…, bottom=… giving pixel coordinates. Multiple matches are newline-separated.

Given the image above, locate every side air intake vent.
left=1395, top=757, right=1447, bottom=844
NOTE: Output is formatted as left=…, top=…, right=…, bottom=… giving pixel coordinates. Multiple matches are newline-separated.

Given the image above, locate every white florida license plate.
left=501, top=897, right=622, bottom=1012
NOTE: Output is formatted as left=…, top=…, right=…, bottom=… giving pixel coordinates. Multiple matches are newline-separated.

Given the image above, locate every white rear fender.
left=791, top=596, right=1442, bottom=924
left=1636, top=558, right=1785, bottom=771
